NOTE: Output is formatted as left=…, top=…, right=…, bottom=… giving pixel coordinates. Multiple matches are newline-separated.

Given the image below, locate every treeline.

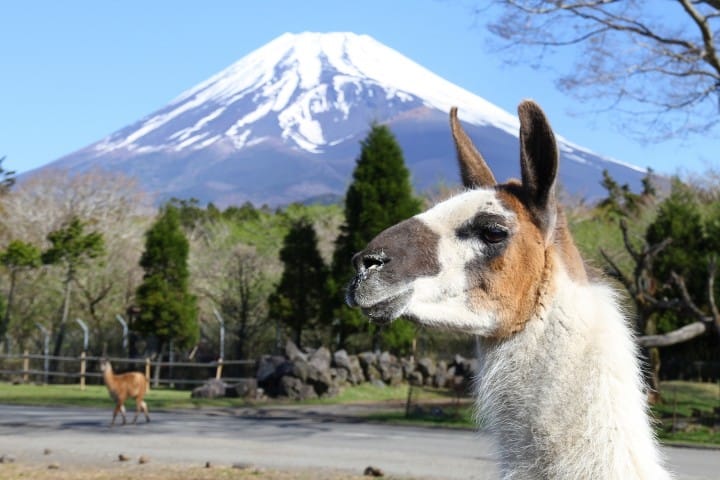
left=0, top=133, right=718, bottom=387
left=0, top=124, right=445, bottom=366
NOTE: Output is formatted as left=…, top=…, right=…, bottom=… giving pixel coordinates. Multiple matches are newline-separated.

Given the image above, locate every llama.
left=99, top=358, right=150, bottom=426
left=346, top=101, right=671, bottom=479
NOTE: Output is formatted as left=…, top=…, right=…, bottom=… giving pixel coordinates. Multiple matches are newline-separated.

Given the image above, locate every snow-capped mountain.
left=41, top=32, right=647, bottom=207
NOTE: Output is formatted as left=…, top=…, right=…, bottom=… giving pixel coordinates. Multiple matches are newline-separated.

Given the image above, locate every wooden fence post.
left=145, top=357, right=151, bottom=381
left=215, top=358, right=223, bottom=380
left=22, top=349, right=29, bottom=383
left=79, top=351, right=86, bottom=391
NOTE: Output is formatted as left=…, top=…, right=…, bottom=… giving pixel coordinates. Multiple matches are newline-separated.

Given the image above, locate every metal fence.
left=0, top=351, right=255, bottom=390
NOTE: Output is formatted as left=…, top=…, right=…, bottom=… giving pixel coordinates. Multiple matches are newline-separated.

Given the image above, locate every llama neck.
left=103, top=366, right=116, bottom=390
left=476, top=271, right=670, bottom=480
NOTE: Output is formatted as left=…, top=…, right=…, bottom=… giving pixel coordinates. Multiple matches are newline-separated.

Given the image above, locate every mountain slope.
left=38, top=32, right=647, bottom=207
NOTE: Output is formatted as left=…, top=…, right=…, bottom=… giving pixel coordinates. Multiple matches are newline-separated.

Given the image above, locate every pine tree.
left=268, top=218, right=327, bottom=348
left=135, top=205, right=198, bottom=352
left=41, top=217, right=104, bottom=370
left=328, top=123, right=421, bottom=352
left=0, top=240, right=41, bottom=341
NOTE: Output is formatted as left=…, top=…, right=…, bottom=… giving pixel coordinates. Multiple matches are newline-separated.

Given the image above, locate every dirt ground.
left=0, top=462, right=395, bottom=480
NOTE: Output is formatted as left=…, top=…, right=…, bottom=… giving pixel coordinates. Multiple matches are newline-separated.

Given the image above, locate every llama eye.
left=480, top=225, right=508, bottom=244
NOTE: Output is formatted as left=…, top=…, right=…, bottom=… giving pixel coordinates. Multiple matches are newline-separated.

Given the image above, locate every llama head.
left=346, top=100, right=582, bottom=338
left=99, top=357, right=111, bottom=372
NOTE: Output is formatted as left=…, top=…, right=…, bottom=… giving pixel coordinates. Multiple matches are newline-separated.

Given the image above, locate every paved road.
left=0, top=404, right=716, bottom=479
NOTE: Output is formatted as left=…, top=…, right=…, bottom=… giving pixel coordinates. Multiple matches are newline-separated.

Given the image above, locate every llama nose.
left=352, top=251, right=389, bottom=274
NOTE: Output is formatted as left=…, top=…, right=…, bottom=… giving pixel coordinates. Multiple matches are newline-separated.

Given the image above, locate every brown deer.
left=346, top=101, right=671, bottom=479
left=99, top=358, right=150, bottom=426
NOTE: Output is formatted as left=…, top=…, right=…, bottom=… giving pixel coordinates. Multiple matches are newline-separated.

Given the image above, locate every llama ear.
left=450, top=107, right=496, bottom=188
left=517, top=100, right=558, bottom=233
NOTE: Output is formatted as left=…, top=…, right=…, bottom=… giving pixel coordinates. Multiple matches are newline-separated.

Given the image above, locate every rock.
left=364, top=465, right=384, bottom=476
left=43, top=448, right=52, bottom=455
left=233, top=462, right=253, bottom=470
left=331, top=367, right=349, bottom=386
left=333, top=349, right=364, bottom=383
left=290, top=360, right=311, bottom=382
left=433, top=371, right=449, bottom=388
left=225, top=378, right=258, bottom=398
left=306, top=363, right=333, bottom=396
left=332, top=349, right=353, bottom=371
left=0, top=454, right=16, bottom=464
left=138, top=455, right=150, bottom=464
left=279, top=375, right=318, bottom=400
left=400, top=357, right=416, bottom=379
left=118, top=453, right=130, bottom=462
left=358, top=352, right=377, bottom=374
left=256, top=355, right=285, bottom=383
left=309, top=346, right=331, bottom=371
left=371, top=379, right=387, bottom=388
left=205, top=461, right=212, bottom=468
left=417, top=357, right=436, bottom=379
left=191, top=378, right=227, bottom=399
left=47, top=463, right=60, bottom=470
left=407, top=371, right=424, bottom=386
left=284, top=339, right=307, bottom=362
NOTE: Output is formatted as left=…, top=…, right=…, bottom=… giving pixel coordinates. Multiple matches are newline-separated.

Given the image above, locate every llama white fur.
left=477, top=267, right=670, bottom=479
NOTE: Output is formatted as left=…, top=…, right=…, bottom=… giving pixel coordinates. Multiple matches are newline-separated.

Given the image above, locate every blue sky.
left=0, top=0, right=716, bottom=178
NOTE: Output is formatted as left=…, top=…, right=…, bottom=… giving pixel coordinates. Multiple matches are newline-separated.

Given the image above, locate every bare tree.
left=0, top=169, right=150, bottom=357
left=601, top=219, right=720, bottom=400
left=486, top=0, right=720, bottom=139
left=190, top=223, right=278, bottom=361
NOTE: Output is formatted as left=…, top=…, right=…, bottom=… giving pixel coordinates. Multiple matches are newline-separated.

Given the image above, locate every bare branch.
left=637, top=321, right=708, bottom=347
left=680, top=0, right=720, bottom=74
left=671, top=271, right=709, bottom=320
left=486, top=0, right=720, bottom=138
left=599, top=248, right=634, bottom=293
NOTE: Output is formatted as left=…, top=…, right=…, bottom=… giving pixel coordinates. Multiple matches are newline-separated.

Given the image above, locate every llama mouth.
left=361, top=294, right=409, bottom=324
left=346, top=277, right=411, bottom=323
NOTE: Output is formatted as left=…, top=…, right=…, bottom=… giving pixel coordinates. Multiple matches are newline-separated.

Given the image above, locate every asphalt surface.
left=0, top=404, right=717, bottom=479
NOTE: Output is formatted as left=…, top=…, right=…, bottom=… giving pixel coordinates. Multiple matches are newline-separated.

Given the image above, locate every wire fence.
left=0, top=351, right=255, bottom=390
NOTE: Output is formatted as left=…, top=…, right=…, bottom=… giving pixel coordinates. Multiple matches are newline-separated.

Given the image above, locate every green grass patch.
left=0, top=383, right=254, bottom=410
left=651, top=381, right=720, bottom=445
left=652, top=381, right=720, bottom=418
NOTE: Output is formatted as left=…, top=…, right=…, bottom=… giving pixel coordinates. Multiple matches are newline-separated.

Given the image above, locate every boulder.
left=309, top=346, right=331, bottom=371
left=377, top=352, right=403, bottom=385
left=284, top=339, right=307, bottom=362
left=225, top=378, right=258, bottom=398
left=290, top=360, right=311, bottom=382
left=407, top=370, right=424, bottom=386
left=256, top=355, right=285, bottom=383
left=307, top=363, right=333, bottom=396
left=280, top=375, right=318, bottom=400
left=332, top=351, right=364, bottom=384
left=191, top=378, right=227, bottom=399
left=331, top=367, right=349, bottom=386
left=358, top=352, right=378, bottom=381
left=417, top=357, right=436, bottom=379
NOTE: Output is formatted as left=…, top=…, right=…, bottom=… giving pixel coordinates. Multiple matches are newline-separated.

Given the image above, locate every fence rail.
left=0, top=352, right=255, bottom=389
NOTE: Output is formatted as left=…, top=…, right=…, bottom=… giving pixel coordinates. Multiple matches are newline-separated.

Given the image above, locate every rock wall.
left=193, top=340, right=480, bottom=401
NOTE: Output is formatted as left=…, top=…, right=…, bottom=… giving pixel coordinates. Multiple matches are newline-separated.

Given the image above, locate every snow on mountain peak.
left=94, top=32, right=520, bottom=155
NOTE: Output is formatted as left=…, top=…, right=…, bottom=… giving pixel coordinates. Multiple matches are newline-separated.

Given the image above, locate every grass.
left=1, top=380, right=718, bottom=445
left=0, top=382, right=447, bottom=410
left=651, top=380, right=720, bottom=445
